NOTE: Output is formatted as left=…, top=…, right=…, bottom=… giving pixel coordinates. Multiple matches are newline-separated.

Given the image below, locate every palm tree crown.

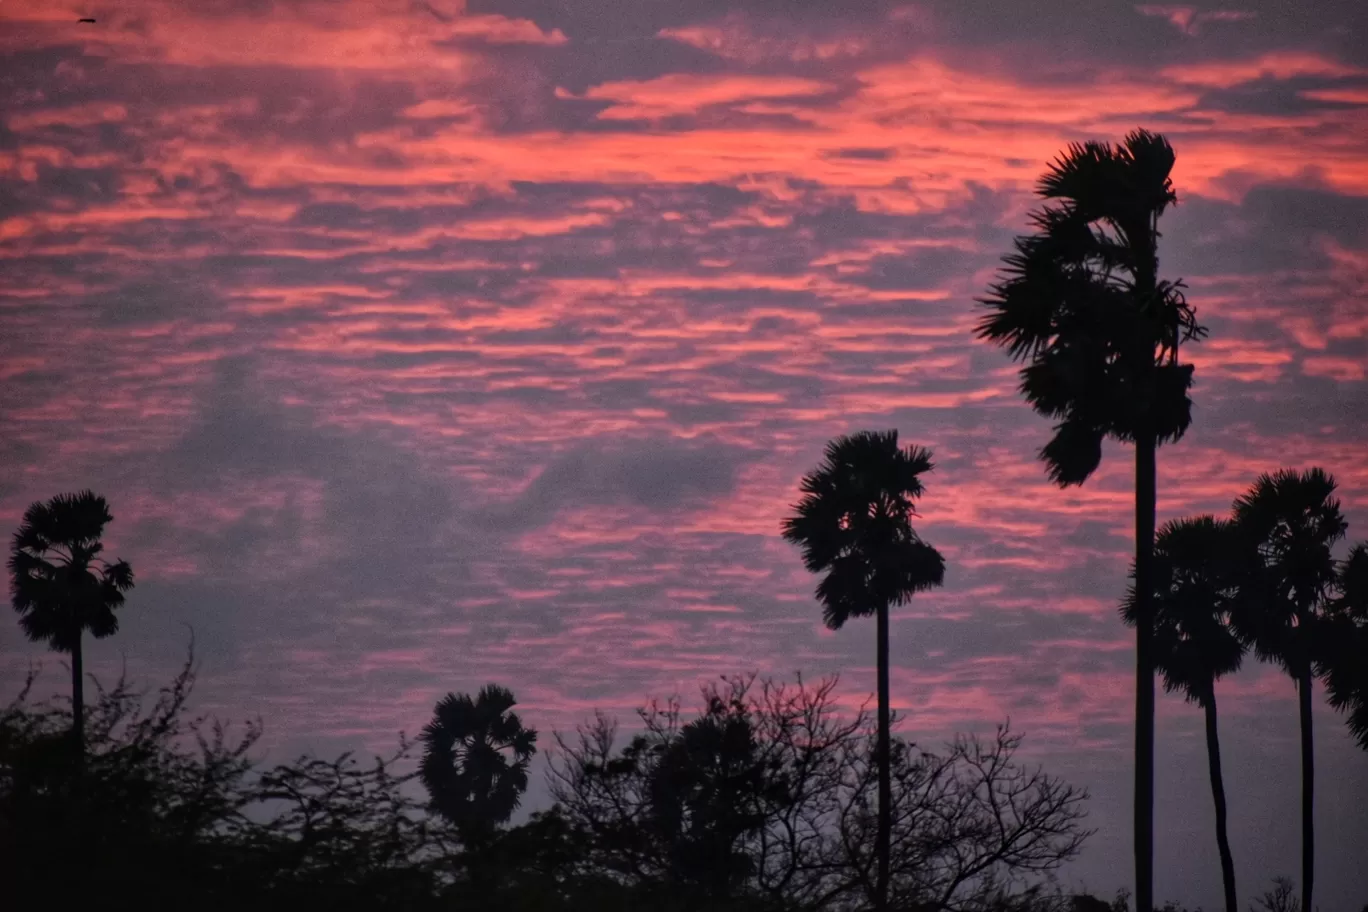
left=975, top=129, right=1205, bottom=486
left=9, top=490, right=134, bottom=653
left=1230, top=468, right=1347, bottom=672
left=781, top=430, right=945, bottom=630
left=1122, top=516, right=1245, bottom=704
left=420, top=684, right=537, bottom=843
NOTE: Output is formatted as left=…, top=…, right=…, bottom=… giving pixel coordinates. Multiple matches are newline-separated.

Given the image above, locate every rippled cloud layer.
left=2, top=0, right=1366, bottom=905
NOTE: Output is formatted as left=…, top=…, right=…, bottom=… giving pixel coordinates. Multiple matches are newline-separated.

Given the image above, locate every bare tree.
left=549, top=675, right=1090, bottom=911
left=1252, top=878, right=1299, bottom=912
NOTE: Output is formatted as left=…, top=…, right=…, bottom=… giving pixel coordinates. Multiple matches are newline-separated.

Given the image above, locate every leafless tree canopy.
left=549, top=674, right=1091, bottom=912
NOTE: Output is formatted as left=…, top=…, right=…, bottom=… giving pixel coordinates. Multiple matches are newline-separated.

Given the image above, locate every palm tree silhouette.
left=975, top=129, right=1206, bottom=912
left=781, top=430, right=945, bottom=912
left=1122, top=516, right=1244, bottom=912
left=1319, top=543, right=1368, bottom=751
left=8, top=491, right=134, bottom=757
left=420, top=684, right=537, bottom=847
left=1231, top=469, right=1348, bottom=912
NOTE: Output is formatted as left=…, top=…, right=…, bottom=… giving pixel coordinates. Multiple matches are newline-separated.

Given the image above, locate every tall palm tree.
left=1231, top=468, right=1348, bottom=912
left=8, top=490, right=134, bottom=757
left=781, top=429, right=945, bottom=912
left=1122, top=516, right=1245, bottom=912
left=420, top=683, right=538, bottom=847
left=975, top=129, right=1206, bottom=912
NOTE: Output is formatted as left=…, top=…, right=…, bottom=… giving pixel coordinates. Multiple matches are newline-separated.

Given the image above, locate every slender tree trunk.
left=1202, top=689, right=1237, bottom=912
left=71, top=632, right=84, bottom=762
left=1299, top=669, right=1314, bottom=912
left=1134, top=431, right=1157, bottom=912
left=876, top=601, right=891, bottom=912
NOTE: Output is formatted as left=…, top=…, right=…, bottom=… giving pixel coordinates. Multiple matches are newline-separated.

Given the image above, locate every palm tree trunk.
left=876, top=600, right=891, bottom=912
left=1134, top=430, right=1157, bottom=912
left=1299, top=669, right=1314, bottom=912
left=1202, top=689, right=1237, bottom=912
left=71, top=632, right=84, bottom=761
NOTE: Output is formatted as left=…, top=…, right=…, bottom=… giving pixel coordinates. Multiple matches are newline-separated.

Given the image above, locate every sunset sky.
left=2, top=0, right=1367, bottom=906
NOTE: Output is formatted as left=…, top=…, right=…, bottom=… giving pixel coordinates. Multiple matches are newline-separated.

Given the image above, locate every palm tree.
left=1319, top=543, right=1368, bottom=751
left=1121, top=516, right=1244, bottom=912
left=781, top=429, right=945, bottom=912
left=975, top=129, right=1206, bottom=912
left=8, top=490, right=135, bottom=757
left=1231, top=468, right=1348, bottom=912
left=420, top=683, right=538, bottom=847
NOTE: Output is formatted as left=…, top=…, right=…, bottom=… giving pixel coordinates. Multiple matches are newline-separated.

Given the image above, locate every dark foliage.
left=8, top=490, right=134, bottom=752
left=975, top=130, right=1204, bottom=487
left=420, top=683, right=537, bottom=844
left=550, top=675, right=1090, bottom=912
left=0, top=662, right=1093, bottom=912
left=0, top=654, right=447, bottom=911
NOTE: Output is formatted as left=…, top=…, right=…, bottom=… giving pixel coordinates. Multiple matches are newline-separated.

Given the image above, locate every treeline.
left=1, top=657, right=1096, bottom=911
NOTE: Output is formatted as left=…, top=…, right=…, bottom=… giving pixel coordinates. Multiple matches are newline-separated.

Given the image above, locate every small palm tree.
left=975, top=129, right=1206, bottom=912
left=781, top=429, right=945, bottom=912
left=420, top=684, right=537, bottom=847
left=1231, top=469, right=1348, bottom=912
left=1121, top=516, right=1244, bottom=912
left=8, top=491, right=134, bottom=756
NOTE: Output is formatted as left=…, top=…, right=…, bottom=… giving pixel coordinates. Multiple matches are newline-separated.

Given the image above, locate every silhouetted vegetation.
left=8, top=490, right=134, bottom=757
left=1122, top=516, right=1245, bottom=912
left=549, top=674, right=1086, bottom=912
left=0, top=657, right=1092, bottom=911
left=976, top=128, right=1207, bottom=912
left=1231, top=469, right=1352, bottom=912
left=782, top=430, right=947, bottom=912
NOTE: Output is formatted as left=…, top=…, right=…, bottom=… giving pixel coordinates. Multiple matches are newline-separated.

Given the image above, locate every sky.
left=2, top=0, right=1367, bottom=907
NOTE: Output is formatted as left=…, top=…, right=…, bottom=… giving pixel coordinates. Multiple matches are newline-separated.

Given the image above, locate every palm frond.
left=1335, top=543, right=1368, bottom=622
left=1039, top=419, right=1105, bottom=487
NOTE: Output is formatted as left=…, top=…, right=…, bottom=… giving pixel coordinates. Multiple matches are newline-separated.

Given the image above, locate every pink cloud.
left=1135, top=5, right=1258, bottom=36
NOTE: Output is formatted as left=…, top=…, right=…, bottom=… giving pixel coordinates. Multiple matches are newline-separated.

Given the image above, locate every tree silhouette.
left=1319, top=543, right=1368, bottom=750
left=1231, top=469, right=1347, bottom=912
left=549, top=675, right=1086, bottom=912
left=1121, top=516, right=1244, bottom=912
left=975, top=129, right=1205, bottom=912
left=781, top=430, right=945, bottom=912
left=7, top=490, right=134, bottom=757
left=420, top=684, right=537, bottom=848
left=645, top=697, right=784, bottom=900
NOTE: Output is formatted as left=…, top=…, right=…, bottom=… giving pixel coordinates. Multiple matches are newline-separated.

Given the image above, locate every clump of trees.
left=549, top=674, right=1087, bottom=912
left=0, top=656, right=1091, bottom=911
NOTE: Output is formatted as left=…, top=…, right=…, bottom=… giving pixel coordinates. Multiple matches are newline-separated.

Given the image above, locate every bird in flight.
left=79, top=17, right=97, bottom=23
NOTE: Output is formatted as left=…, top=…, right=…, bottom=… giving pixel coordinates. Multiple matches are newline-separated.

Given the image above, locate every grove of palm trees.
left=4, top=132, right=1367, bottom=912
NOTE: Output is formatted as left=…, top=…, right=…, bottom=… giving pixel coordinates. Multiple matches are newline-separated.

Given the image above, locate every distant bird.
left=79, top=18, right=96, bottom=23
